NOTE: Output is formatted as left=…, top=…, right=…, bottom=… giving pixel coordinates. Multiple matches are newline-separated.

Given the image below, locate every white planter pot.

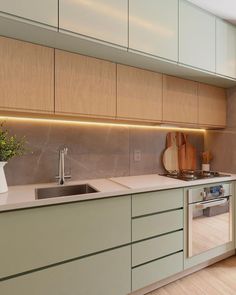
left=0, top=162, right=8, bottom=193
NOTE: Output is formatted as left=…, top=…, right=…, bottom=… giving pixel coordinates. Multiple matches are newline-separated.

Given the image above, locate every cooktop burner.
left=160, top=170, right=231, bottom=181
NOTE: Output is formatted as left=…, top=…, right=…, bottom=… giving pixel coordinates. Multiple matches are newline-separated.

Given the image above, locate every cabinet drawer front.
left=132, top=209, right=183, bottom=242
left=132, top=230, right=183, bottom=267
left=132, top=189, right=183, bottom=217
left=0, top=197, right=131, bottom=279
left=132, top=252, right=183, bottom=291
left=0, top=246, right=131, bottom=295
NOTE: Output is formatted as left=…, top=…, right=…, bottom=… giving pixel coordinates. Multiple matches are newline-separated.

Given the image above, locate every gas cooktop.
left=160, top=170, right=231, bottom=181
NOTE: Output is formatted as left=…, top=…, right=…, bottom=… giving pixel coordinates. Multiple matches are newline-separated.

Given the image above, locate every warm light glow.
left=0, top=115, right=206, bottom=133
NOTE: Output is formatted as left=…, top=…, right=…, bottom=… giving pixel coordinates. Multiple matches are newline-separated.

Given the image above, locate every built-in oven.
left=188, top=183, right=233, bottom=257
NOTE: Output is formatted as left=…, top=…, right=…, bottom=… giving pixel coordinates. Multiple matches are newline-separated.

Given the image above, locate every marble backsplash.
left=4, top=120, right=204, bottom=186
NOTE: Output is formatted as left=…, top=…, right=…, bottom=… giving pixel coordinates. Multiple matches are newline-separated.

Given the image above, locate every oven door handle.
left=195, top=198, right=227, bottom=209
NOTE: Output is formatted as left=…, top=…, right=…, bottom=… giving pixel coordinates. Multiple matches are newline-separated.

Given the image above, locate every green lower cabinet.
left=0, top=196, right=131, bottom=279
left=132, top=209, right=183, bottom=242
left=132, top=252, right=183, bottom=292
left=132, top=189, right=183, bottom=217
left=0, top=246, right=131, bottom=295
left=132, top=230, right=183, bottom=267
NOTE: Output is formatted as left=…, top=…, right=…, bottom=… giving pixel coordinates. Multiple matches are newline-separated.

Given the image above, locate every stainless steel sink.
left=35, top=184, right=98, bottom=199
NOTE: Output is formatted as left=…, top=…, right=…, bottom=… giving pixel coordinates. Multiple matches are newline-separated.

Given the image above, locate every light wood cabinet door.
left=59, top=0, right=128, bottom=47
left=198, top=83, right=227, bottom=127
left=0, top=0, right=58, bottom=27
left=163, top=75, right=198, bottom=124
left=117, top=64, right=162, bottom=121
left=0, top=197, right=131, bottom=279
left=129, top=0, right=178, bottom=61
left=0, top=246, right=131, bottom=295
left=179, top=0, right=215, bottom=72
left=0, top=36, right=54, bottom=113
left=216, top=18, right=236, bottom=79
left=55, top=49, right=116, bottom=118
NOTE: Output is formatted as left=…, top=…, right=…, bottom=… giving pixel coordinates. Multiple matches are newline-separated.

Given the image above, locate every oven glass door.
left=188, top=196, right=232, bottom=257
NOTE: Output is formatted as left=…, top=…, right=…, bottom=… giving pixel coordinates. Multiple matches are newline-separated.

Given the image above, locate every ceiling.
left=187, top=0, right=236, bottom=25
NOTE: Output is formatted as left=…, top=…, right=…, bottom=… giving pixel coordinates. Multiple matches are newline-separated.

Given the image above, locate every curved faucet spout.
left=56, top=147, right=71, bottom=185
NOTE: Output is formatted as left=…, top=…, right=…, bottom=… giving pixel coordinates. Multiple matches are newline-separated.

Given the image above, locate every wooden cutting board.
left=179, top=134, right=196, bottom=170
left=163, top=132, right=179, bottom=172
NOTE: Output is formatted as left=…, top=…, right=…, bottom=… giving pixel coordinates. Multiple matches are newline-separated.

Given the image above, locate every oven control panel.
left=203, top=185, right=224, bottom=200
left=188, top=183, right=231, bottom=204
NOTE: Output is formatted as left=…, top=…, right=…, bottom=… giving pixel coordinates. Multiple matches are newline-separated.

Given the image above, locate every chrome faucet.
left=56, top=147, right=71, bottom=185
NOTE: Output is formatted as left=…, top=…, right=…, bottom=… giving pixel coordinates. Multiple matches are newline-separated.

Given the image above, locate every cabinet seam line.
left=132, top=207, right=183, bottom=219
left=132, top=250, right=183, bottom=269
left=54, top=49, right=56, bottom=113
left=0, top=242, right=132, bottom=282
left=57, top=0, right=59, bottom=31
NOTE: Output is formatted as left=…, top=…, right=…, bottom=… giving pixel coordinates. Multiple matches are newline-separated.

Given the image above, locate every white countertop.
left=0, top=173, right=236, bottom=212
left=110, top=173, right=236, bottom=190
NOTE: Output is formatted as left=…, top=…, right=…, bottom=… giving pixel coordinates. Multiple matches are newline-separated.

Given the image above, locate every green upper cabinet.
left=216, top=18, right=236, bottom=79
left=129, top=0, right=178, bottom=61
left=0, top=0, right=58, bottom=27
left=59, top=0, right=128, bottom=47
left=179, top=0, right=216, bottom=72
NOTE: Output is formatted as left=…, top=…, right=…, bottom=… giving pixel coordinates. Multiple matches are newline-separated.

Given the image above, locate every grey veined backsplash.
left=204, top=87, right=236, bottom=174
left=4, top=120, right=204, bottom=186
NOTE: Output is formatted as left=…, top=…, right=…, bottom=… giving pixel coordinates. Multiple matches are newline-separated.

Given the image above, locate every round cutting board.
left=163, top=132, right=179, bottom=173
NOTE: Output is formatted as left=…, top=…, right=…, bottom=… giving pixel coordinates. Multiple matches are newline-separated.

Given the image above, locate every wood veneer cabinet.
left=117, top=64, right=162, bottom=121
left=0, top=35, right=228, bottom=128
left=55, top=49, right=116, bottom=118
left=198, top=83, right=227, bottom=127
left=0, top=36, right=54, bottom=113
left=163, top=75, right=198, bottom=124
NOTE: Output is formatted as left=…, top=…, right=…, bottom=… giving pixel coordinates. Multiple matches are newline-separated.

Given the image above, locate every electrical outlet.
left=134, top=150, right=141, bottom=162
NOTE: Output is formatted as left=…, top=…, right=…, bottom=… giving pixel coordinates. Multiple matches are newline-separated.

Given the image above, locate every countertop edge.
left=0, top=174, right=236, bottom=212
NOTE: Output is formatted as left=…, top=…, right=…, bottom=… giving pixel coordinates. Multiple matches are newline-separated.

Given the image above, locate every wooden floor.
left=148, top=256, right=236, bottom=295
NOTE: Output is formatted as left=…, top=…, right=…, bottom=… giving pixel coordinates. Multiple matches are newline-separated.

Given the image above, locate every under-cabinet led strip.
left=0, top=115, right=206, bottom=132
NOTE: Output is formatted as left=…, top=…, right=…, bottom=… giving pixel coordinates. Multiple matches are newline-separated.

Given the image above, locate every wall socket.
left=134, top=149, right=142, bottom=162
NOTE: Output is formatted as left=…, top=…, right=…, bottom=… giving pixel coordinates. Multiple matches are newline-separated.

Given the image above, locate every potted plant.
left=0, top=123, right=26, bottom=193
